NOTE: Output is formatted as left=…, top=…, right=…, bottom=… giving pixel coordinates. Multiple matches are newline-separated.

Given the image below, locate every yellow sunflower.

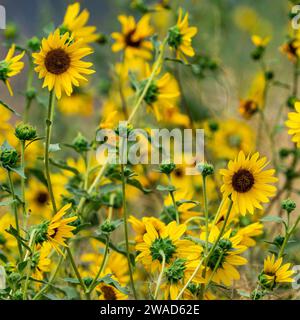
left=220, top=151, right=277, bottom=215
left=201, top=227, right=248, bottom=286
left=209, top=119, right=256, bottom=160
left=286, top=102, right=300, bottom=147
left=46, top=203, right=77, bottom=255
left=260, top=255, right=294, bottom=289
left=98, top=283, right=128, bottom=300
left=111, top=15, right=154, bottom=60
left=129, top=215, right=165, bottom=243
left=61, top=2, right=99, bottom=45
left=33, top=29, right=95, bottom=99
left=141, top=66, right=180, bottom=121
left=136, top=221, right=201, bottom=272
left=0, top=44, right=25, bottom=96
left=251, top=35, right=270, bottom=48
left=0, top=213, right=17, bottom=252
left=168, top=8, right=197, bottom=61
left=31, top=243, right=52, bottom=282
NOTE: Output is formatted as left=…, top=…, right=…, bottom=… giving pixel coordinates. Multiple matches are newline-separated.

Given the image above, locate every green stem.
left=66, top=246, right=89, bottom=299
left=22, top=230, right=36, bottom=300
left=23, top=57, right=34, bottom=123
left=154, top=250, right=166, bottom=300
left=44, top=90, right=57, bottom=213
left=202, top=175, right=209, bottom=254
left=33, top=252, right=64, bottom=300
left=20, top=141, right=26, bottom=219
left=87, top=235, right=110, bottom=295
left=7, top=170, right=23, bottom=258
left=128, top=38, right=167, bottom=123
left=121, top=163, right=138, bottom=300
left=176, top=198, right=233, bottom=300
left=278, top=215, right=300, bottom=258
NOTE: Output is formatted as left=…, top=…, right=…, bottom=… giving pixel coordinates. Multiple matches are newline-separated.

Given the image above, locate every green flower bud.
left=197, top=162, right=214, bottom=177
left=8, top=272, right=21, bottom=284
left=167, top=26, right=182, bottom=49
left=250, top=289, right=265, bottom=300
left=15, top=123, right=37, bottom=141
left=0, top=148, right=18, bottom=169
left=279, top=148, right=290, bottom=158
left=208, top=120, right=219, bottom=132
left=100, top=220, right=116, bottom=234
left=83, top=277, right=93, bottom=287
left=265, top=71, right=274, bottom=80
left=4, top=23, right=18, bottom=40
left=273, top=235, right=285, bottom=247
left=287, top=96, right=298, bottom=109
left=12, top=289, right=23, bottom=300
left=33, top=222, right=49, bottom=246
left=251, top=46, right=264, bottom=60
left=73, top=132, right=89, bottom=153
left=27, top=36, right=41, bottom=52
left=159, top=161, right=176, bottom=175
left=281, top=198, right=296, bottom=214
left=26, top=87, right=37, bottom=100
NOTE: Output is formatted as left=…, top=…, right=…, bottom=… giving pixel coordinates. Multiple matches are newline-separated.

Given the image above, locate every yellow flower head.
left=0, top=44, right=25, bottom=96
left=129, top=215, right=165, bottom=243
left=168, top=8, right=197, bottom=61
left=136, top=221, right=201, bottom=272
left=31, top=243, right=52, bottom=282
left=58, top=91, right=94, bottom=117
left=286, top=102, right=300, bottom=147
left=141, top=65, right=180, bottom=121
left=220, top=151, right=277, bottom=215
left=61, top=2, right=99, bottom=45
left=209, top=119, right=256, bottom=160
left=236, top=222, right=263, bottom=247
left=33, top=29, right=95, bottom=99
left=200, top=227, right=248, bottom=286
left=251, top=35, right=270, bottom=48
left=112, top=15, right=154, bottom=60
left=46, top=203, right=77, bottom=255
left=261, top=255, right=294, bottom=289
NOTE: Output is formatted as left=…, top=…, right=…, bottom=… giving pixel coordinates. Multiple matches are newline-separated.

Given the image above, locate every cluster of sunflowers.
left=0, top=0, right=300, bottom=300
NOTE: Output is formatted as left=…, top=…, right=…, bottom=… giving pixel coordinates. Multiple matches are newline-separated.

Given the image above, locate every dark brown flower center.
left=125, top=30, right=142, bottom=48
left=101, top=285, right=117, bottom=300
left=232, top=169, right=255, bottom=193
left=36, top=191, right=49, bottom=205
left=174, top=168, right=184, bottom=178
left=45, top=49, right=71, bottom=75
left=243, top=100, right=258, bottom=115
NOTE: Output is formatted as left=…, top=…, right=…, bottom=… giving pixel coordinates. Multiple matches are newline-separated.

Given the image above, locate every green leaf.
left=0, top=100, right=20, bottom=116
left=17, top=260, right=28, bottom=273
left=0, top=250, right=8, bottom=263
left=5, top=225, right=31, bottom=253
left=49, top=158, right=79, bottom=175
left=9, top=166, right=26, bottom=179
left=63, top=278, right=80, bottom=284
left=156, top=184, right=176, bottom=192
left=176, top=199, right=200, bottom=207
left=237, top=289, right=250, bottom=298
left=128, top=178, right=151, bottom=194
left=97, top=274, right=129, bottom=295
left=260, top=216, right=284, bottom=223
left=0, top=199, right=17, bottom=206
left=164, top=57, right=191, bottom=66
